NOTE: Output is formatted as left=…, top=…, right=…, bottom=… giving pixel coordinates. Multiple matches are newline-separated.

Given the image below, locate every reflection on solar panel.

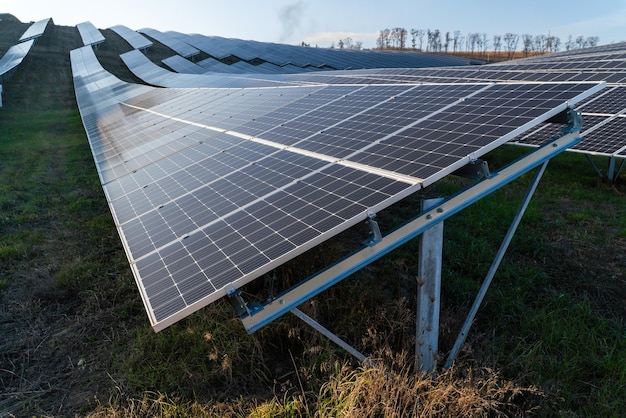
left=109, top=25, right=152, bottom=51
left=0, top=39, right=34, bottom=80
left=71, top=44, right=602, bottom=331
left=76, top=21, right=105, bottom=47
left=18, top=18, right=50, bottom=42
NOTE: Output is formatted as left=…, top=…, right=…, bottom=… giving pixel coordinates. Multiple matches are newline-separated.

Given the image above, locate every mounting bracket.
left=453, top=159, right=491, bottom=180
left=363, top=213, right=382, bottom=246
left=227, top=287, right=262, bottom=318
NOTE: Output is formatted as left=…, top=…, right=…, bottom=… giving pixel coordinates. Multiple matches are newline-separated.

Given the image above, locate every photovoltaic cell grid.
left=306, top=43, right=626, bottom=159
left=72, top=44, right=602, bottom=331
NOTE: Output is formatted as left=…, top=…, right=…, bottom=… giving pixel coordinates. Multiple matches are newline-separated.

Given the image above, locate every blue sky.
left=5, top=0, right=626, bottom=48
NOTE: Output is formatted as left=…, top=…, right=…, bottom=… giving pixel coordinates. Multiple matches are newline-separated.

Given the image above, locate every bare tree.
left=546, top=35, right=561, bottom=53
left=493, top=35, right=502, bottom=55
left=586, top=36, right=600, bottom=47
left=504, top=33, right=519, bottom=59
left=410, top=29, right=418, bottom=49
left=466, top=32, right=480, bottom=55
left=522, top=33, right=533, bottom=56
left=444, top=32, right=451, bottom=52
left=453, top=30, right=462, bottom=52
left=534, top=34, right=547, bottom=53
left=395, top=27, right=408, bottom=49
left=481, top=33, right=489, bottom=57
left=416, top=29, right=425, bottom=51
left=430, top=29, right=441, bottom=52
left=376, top=29, right=391, bottom=49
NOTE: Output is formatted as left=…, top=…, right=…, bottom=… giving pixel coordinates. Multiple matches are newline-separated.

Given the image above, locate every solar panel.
left=120, top=49, right=299, bottom=88
left=162, top=55, right=207, bottom=74
left=0, top=39, right=34, bottom=79
left=109, top=25, right=153, bottom=51
left=18, top=18, right=50, bottom=42
left=139, top=28, right=199, bottom=59
left=71, top=44, right=603, bottom=331
left=76, top=21, right=105, bottom=47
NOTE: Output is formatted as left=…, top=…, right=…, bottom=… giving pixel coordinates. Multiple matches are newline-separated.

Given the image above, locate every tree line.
left=370, top=28, right=600, bottom=58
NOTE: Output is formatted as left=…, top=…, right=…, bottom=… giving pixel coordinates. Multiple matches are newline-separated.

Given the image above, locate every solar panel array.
left=463, top=46, right=626, bottom=163
left=139, top=28, right=199, bottom=59
left=72, top=42, right=602, bottom=331
left=262, top=43, right=626, bottom=163
left=120, top=49, right=296, bottom=88
left=0, top=39, right=34, bottom=80
left=76, top=21, right=105, bottom=47
left=183, top=33, right=482, bottom=70
left=109, top=24, right=153, bottom=51
left=18, top=17, right=51, bottom=42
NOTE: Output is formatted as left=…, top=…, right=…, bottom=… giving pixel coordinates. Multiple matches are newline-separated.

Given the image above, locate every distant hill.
left=0, top=13, right=20, bottom=22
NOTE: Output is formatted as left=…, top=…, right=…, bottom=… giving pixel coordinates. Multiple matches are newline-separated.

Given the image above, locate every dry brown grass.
left=311, top=350, right=544, bottom=417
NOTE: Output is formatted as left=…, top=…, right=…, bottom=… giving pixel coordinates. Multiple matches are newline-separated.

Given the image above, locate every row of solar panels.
left=129, top=27, right=481, bottom=71
left=72, top=35, right=604, bottom=330
left=116, top=31, right=626, bottom=164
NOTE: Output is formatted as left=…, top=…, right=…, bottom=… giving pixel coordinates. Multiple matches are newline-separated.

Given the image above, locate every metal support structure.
left=613, top=157, right=625, bottom=180
left=416, top=198, right=444, bottom=373
left=241, top=131, right=584, bottom=335
left=606, top=155, right=626, bottom=182
left=584, top=154, right=624, bottom=182
left=444, top=160, right=549, bottom=369
left=291, top=308, right=374, bottom=367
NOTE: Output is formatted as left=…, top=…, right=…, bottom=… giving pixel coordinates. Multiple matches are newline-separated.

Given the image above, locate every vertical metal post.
left=416, top=198, right=444, bottom=373
left=607, top=156, right=616, bottom=182
left=444, top=161, right=549, bottom=369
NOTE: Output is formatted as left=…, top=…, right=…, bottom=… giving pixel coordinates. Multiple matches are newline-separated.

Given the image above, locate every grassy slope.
left=0, top=20, right=624, bottom=416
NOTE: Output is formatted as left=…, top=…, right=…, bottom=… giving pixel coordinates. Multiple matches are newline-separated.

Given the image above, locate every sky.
left=4, top=0, right=626, bottom=49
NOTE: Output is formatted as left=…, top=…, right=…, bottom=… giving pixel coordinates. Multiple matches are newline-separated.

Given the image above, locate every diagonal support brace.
left=443, top=159, right=549, bottom=369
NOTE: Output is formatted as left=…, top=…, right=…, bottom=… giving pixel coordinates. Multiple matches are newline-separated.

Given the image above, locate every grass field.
left=0, top=20, right=625, bottom=417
